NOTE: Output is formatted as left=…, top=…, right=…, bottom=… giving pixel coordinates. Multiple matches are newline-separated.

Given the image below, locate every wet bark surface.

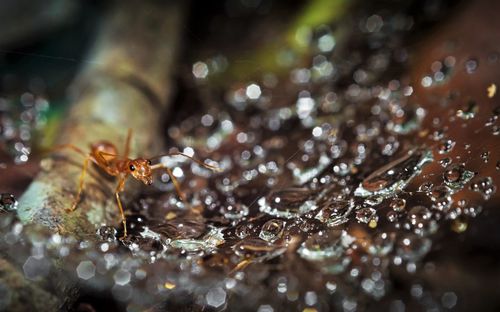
left=0, top=0, right=499, bottom=311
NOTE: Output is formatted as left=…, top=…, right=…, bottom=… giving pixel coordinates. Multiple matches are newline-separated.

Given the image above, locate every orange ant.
left=53, top=129, right=219, bottom=238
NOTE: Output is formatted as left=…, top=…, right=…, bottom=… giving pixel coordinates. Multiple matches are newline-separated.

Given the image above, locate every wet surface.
left=1, top=0, right=500, bottom=311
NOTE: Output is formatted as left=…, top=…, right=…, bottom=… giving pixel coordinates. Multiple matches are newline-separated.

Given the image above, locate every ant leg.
left=115, top=192, right=128, bottom=238
left=150, top=163, right=187, bottom=201
left=68, top=154, right=91, bottom=212
left=124, top=128, right=132, bottom=159
left=51, top=144, right=88, bottom=158
left=51, top=144, right=97, bottom=212
left=114, top=177, right=128, bottom=238
left=165, top=166, right=187, bottom=202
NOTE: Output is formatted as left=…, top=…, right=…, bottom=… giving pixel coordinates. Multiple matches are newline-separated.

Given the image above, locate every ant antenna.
left=149, top=152, right=222, bottom=172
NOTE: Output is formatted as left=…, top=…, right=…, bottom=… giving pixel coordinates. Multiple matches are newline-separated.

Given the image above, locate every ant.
left=53, top=129, right=219, bottom=238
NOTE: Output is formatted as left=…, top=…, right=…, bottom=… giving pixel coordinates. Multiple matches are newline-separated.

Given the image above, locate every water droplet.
left=0, top=193, right=17, bottom=212
left=456, top=100, right=478, bottom=120
left=259, top=188, right=317, bottom=219
left=441, top=291, right=458, bottom=309
left=329, top=141, right=347, bottom=159
left=299, top=219, right=322, bottom=233
left=443, top=164, right=474, bottom=191
left=235, top=223, right=253, bottom=239
left=396, top=234, right=432, bottom=261
left=421, top=76, right=433, bottom=87
left=233, top=238, right=285, bottom=260
left=465, top=58, right=478, bottom=74
left=355, top=207, right=377, bottom=224
left=258, top=305, right=275, bottom=312
left=439, top=158, right=451, bottom=167
left=408, top=206, right=437, bottom=235
left=192, top=61, right=209, bottom=79
left=76, top=261, right=96, bottom=280
left=221, top=203, right=249, bottom=220
left=315, top=199, right=353, bottom=226
left=325, top=281, right=337, bottom=293
left=365, top=14, right=383, bottom=32
left=429, top=185, right=452, bottom=211
left=259, top=219, right=285, bottom=243
left=463, top=205, right=483, bottom=217
left=389, top=198, right=406, bottom=212
left=296, top=96, right=316, bottom=119
left=206, top=287, right=227, bottom=308
left=418, top=181, right=434, bottom=193
left=153, top=218, right=206, bottom=239
left=170, top=227, right=224, bottom=252
left=381, top=137, right=400, bottom=156
left=480, top=151, right=490, bottom=163
left=355, top=150, right=433, bottom=197
left=97, top=225, right=117, bottom=242
left=470, top=177, right=497, bottom=200
left=246, top=83, right=262, bottom=100
left=23, top=256, right=51, bottom=281
left=367, top=232, right=394, bottom=256
left=288, top=153, right=331, bottom=185
left=114, top=269, right=131, bottom=286
left=386, top=105, right=425, bottom=135
left=386, top=210, right=399, bottom=222
left=433, top=130, right=445, bottom=141
left=438, top=140, right=455, bottom=154
left=333, top=162, right=353, bottom=176
left=365, top=196, right=383, bottom=206
left=298, top=230, right=354, bottom=261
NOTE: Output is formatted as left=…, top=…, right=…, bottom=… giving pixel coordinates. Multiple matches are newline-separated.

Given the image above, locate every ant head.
left=128, top=158, right=153, bottom=185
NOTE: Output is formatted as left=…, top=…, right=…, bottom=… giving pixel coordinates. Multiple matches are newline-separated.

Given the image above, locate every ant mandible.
left=53, top=129, right=219, bottom=238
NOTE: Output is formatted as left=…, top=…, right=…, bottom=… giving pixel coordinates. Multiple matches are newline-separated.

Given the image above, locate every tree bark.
left=5, top=1, right=186, bottom=310
left=18, top=0, right=185, bottom=237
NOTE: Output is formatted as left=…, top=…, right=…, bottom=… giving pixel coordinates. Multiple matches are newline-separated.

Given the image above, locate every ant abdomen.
left=91, top=141, right=118, bottom=161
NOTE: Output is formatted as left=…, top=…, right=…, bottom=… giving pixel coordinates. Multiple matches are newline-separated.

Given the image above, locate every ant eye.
left=129, top=164, right=135, bottom=171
